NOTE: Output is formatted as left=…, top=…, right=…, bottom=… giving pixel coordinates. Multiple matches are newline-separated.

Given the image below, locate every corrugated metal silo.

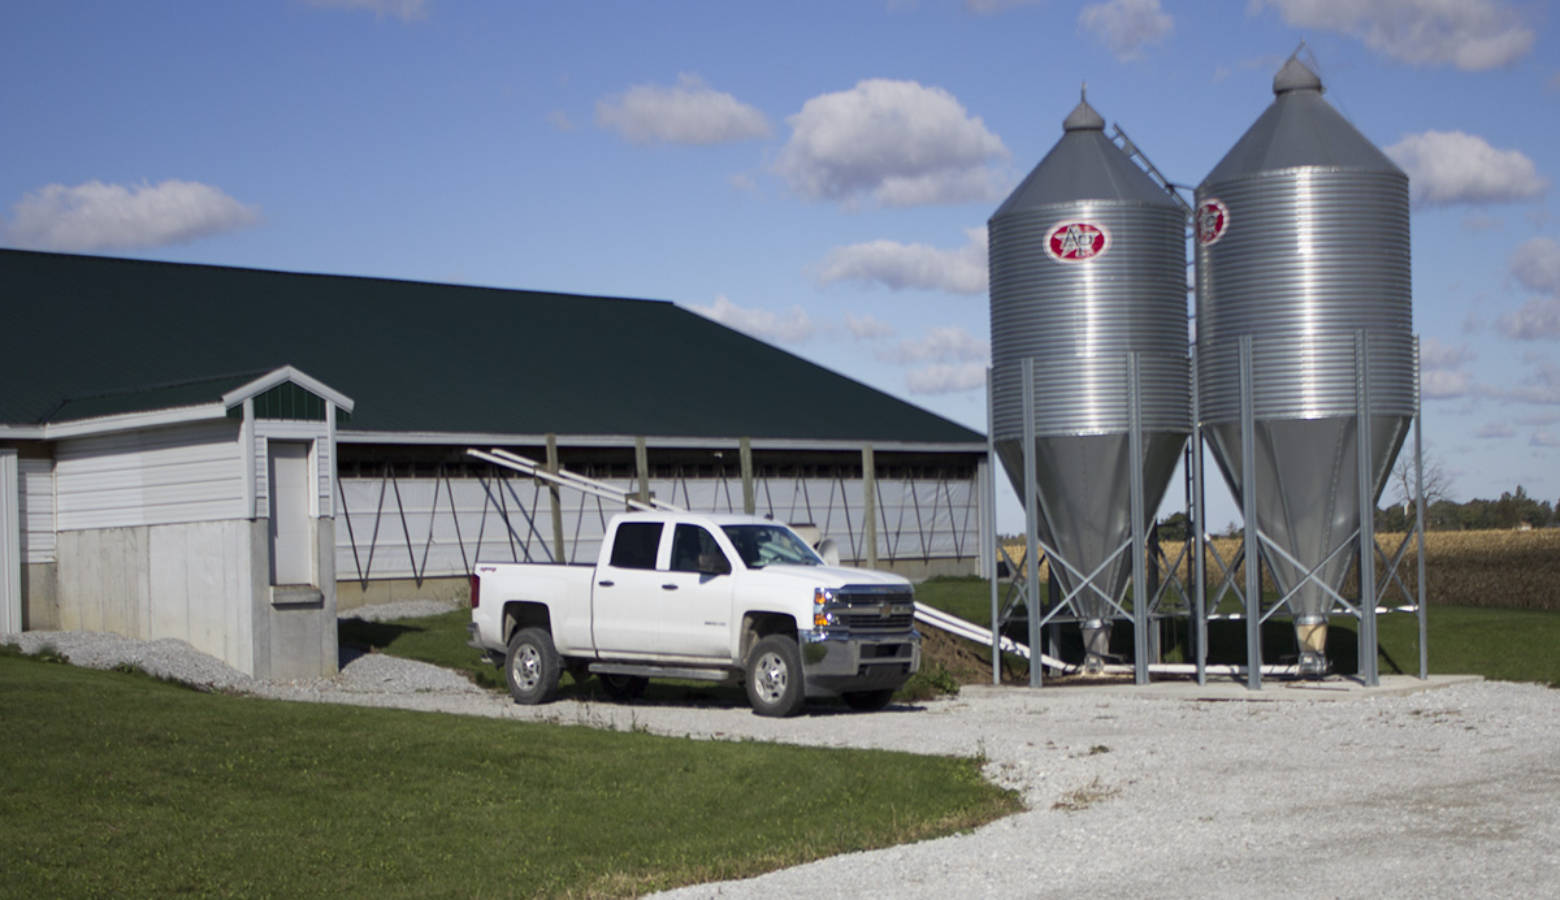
left=1194, top=57, right=1414, bottom=674
left=989, top=93, right=1190, bottom=672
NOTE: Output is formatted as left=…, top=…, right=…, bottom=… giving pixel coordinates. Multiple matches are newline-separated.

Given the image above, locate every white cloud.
left=3, top=179, right=259, bottom=252
left=817, top=227, right=988, bottom=294
left=1079, top=0, right=1174, bottom=61
left=1510, top=236, right=1560, bottom=295
left=1385, top=131, right=1547, bottom=208
left=686, top=295, right=815, bottom=344
left=1252, top=0, right=1534, bottom=70
left=1419, top=338, right=1474, bottom=398
left=774, top=79, right=1008, bottom=208
left=1422, top=368, right=1471, bottom=399
left=1498, top=237, right=1560, bottom=340
left=1497, top=299, right=1560, bottom=340
left=304, top=0, right=427, bottom=21
left=1475, top=422, right=1514, bottom=439
left=1420, top=336, right=1474, bottom=369
left=1486, top=360, right=1560, bottom=404
left=596, top=74, right=770, bottom=146
left=1532, top=430, right=1560, bottom=447
left=907, top=363, right=989, bottom=394
left=878, top=325, right=990, bottom=365
left=845, top=313, right=895, bottom=340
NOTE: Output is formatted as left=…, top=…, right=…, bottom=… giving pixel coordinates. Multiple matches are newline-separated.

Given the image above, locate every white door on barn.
left=267, top=441, right=313, bottom=586
left=1, top=449, right=20, bottom=633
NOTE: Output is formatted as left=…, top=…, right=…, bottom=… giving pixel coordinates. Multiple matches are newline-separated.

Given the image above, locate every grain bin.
left=989, top=92, right=1190, bottom=673
left=1194, top=57, right=1414, bottom=675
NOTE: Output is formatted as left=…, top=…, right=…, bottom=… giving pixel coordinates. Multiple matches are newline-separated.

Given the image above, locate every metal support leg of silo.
left=1191, top=344, right=1209, bottom=686
left=1355, top=332, right=1380, bottom=687
left=986, top=367, right=1002, bottom=686
left=1239, top=336, right=1263, bottom=690
left=1021, top=357, right=1044, bottom=687
left=1128, top=353, right=1150, bottom=685
left=1412, top=357, right=1429, bottom=679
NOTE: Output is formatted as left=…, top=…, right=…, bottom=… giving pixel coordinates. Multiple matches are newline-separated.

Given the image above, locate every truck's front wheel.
left=505, top=627, right=562, bottom=705
left=745, top=635, right=805, bottom=717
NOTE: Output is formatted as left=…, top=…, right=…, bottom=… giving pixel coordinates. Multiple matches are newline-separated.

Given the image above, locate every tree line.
left=1149, top=484, right=1557, bottom=542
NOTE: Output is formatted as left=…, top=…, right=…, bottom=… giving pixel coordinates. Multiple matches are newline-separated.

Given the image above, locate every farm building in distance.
left=0, top=249, right=992, bottom=678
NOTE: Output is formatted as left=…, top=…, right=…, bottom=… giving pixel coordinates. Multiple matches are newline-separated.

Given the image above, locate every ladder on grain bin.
left=465, top=447, right=1068, bottom=669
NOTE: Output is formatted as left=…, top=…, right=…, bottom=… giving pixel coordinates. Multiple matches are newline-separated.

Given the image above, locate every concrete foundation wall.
left=57, top=520, right=257, bottom=672
left=22, top=562, right=58, bottom=630
left=53, top=517, right=338, bottom=679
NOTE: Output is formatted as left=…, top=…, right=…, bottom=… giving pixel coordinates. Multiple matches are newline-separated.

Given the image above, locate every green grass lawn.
left=0, top=648, right=1019, bottom=899
left=914, top=576, right=1560, bottom=687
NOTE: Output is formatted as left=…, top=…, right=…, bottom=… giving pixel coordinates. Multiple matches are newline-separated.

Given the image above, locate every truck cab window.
left=671, top=524, right=730, bottom=575
left=609, top=522, right=663, bottom=569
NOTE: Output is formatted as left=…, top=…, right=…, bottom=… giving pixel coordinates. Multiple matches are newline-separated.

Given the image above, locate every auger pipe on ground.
left=913, top=602, right=1071, bottom=671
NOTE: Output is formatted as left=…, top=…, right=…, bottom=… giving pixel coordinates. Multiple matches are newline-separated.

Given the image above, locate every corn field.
left=1001, top=528, right=1560, bottom=612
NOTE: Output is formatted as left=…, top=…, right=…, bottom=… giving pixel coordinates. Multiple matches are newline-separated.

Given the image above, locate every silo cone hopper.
left=994, top=428, right=1186, bottom=671
left=1205, top=413, right=1409, bottom=675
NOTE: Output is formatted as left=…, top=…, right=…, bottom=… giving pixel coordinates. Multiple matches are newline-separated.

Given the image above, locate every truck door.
left=659, top=523, right=735, bottom=659
left=591, top=520, right=665, bottom=656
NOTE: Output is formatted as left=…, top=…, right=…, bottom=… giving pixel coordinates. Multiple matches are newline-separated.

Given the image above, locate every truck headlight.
left=813, top=587, right=834, bottom=628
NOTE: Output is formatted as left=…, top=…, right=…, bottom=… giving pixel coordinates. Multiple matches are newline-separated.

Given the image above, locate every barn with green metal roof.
left=0, top=249, right=993, bottom=677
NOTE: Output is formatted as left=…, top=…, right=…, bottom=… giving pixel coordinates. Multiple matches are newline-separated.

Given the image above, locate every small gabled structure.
left=1, top=365, right=353, bottom=678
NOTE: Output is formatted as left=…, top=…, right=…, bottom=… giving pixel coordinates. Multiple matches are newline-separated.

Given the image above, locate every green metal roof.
left=0, top=249, right=982, bottom=445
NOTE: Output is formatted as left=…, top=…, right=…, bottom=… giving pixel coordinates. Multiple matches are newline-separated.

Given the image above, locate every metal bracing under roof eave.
left=334, top=430, right=987, bottom=455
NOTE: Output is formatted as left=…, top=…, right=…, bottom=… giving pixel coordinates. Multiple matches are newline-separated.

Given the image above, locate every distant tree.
left=1155, top=511, right=1189, bottom=543
left=1390, top=447, right=1452, bottom=517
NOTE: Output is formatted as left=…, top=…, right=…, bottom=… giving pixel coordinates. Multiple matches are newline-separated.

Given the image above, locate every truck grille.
left=832, top=586, right=915, bottom=633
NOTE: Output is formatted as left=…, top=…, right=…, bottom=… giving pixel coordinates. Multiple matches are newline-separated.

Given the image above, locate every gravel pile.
left=6, top=612, right=1557, bottom=898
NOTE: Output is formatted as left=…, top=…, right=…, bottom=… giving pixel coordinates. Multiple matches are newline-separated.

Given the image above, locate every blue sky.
left=2, top=0, right=1556, bottom=532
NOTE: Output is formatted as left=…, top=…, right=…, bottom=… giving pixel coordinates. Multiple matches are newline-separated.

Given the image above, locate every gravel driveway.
left=8, top=604, right=1558, bottom=899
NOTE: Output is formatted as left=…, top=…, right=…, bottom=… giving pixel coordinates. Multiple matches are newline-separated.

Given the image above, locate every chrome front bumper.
left=799, top=629, right=921, bottom=697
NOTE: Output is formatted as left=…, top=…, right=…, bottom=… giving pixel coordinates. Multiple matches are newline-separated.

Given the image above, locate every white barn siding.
left=55, top=421, right=245, bottom=531
left=19, top=458, right=55, bottom=564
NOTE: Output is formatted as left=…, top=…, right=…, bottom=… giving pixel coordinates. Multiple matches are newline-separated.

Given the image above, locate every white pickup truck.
left=466, top=511, right=920, bottom=716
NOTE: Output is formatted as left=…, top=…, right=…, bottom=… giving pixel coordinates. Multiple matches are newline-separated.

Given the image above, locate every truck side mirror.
left=817, top=538, right=840, bottom=567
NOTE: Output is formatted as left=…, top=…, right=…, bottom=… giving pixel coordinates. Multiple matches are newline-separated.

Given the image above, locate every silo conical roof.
left=1201, top=57, right=1403, bottom=185
left=993, top=92, right=1180, bottom=216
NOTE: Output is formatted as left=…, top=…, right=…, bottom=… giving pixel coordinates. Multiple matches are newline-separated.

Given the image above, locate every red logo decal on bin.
left=1196, top=199, right=1229, bottom=245
left=1046, top=221, right=1109, bottom=262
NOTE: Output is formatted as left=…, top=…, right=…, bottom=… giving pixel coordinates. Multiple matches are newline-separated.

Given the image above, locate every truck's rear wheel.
left=745, top=635, right=805, bottom=717
left=598, top=673, right=649, bottom=701
left=842, top=688, right=895, bottom=711
left=505, top=627, right=561, bottom=705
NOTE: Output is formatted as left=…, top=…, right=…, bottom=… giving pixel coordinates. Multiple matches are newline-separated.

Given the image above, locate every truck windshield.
left=721, top=525, right=824, bottom=568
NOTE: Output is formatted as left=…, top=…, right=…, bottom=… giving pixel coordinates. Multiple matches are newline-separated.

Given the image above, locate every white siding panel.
left=20, top=458, right=56, bottom=564
left=56, top=421, right=245, bottom=531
